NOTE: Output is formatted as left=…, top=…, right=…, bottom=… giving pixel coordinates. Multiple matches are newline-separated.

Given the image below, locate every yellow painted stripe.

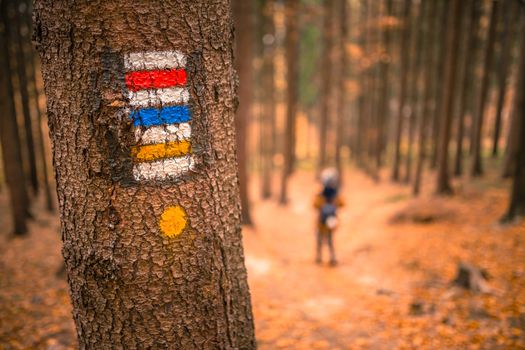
left=131, top=140, right=192, bottom=162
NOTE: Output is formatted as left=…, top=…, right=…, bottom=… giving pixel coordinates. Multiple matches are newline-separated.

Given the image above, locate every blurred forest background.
left=1, top=0, right=525, bottom=348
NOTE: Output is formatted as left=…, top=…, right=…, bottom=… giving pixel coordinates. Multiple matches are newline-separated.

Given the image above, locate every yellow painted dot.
left=159, top=205, right=188, bottom=238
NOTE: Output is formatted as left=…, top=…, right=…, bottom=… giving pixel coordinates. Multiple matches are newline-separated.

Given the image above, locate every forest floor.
left=0, top=166, right=524, bottom=349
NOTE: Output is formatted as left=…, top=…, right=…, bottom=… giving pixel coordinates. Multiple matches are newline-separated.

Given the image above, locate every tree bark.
left=318, top=0, right=333, bottom=173
left=12, top=0, right=39, bottom=194
left=454, top=0, right=480, bottom=177
left=502, top=10, right=525, bottom=221
left=391, top=0, right=411, bottom=182
left=376, top=0, right=393, bottom=176
left=259, top=0, right=275, bottom=200
left=413, top=0, right=437, bottom=196
left=279, top=0, right=299, bottom=204
left=471, top=0, right=499, bottom=177
left=34, top=1, right=256, bottom=348
left=429, top=0, right=450, bottom=169
left=335, top=0, right=348, bottom=178
left=436, top=0, right=464, bottom=194
left=0, top=0, right=29, bottom=234
left=404, top=0, right=425, bottom=184
left=233, top=0, right=254, bottom=225
left=491, top=0, right=516, bottom=158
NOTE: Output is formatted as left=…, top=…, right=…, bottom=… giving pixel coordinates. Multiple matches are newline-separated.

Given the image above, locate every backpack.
left=321, top=203, right=337, bottom=224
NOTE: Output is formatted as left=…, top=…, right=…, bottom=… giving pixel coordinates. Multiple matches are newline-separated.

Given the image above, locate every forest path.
left=243, top=169, right=525, bottom=350
left=0, top=168, right=524, bottom=349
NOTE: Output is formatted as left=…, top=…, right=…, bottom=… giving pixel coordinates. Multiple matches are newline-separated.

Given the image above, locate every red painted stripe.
left=125, top=69, right=187, bottom=91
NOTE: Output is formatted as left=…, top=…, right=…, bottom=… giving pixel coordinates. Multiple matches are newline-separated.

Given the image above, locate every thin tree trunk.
left=0, top=0, right=29, bottom=234
left=391, top=0, right=411, bottom=182
left=34, top=0, right=256, bottom=347
left=471, top=0, right=499, bottom=177
left=279, top=0, right=299, bottom=204
left=260, top=0, right=275, bottom=200
left=492, top=0, right=516, bottom=158
left=318, top=0, right=333, bottom=173
left=430, top=0, right=450, bottom=169
left=233, top=0, right=254, bottom=225
left=454, top=0, right=480, bottom=176
left=404, top=0, right=424, bottom=184
left=376, top=0, right=393, bottom=176
left=12, top=0, right=39, bottom=194
left=502, top=10, right=525, bottom=221
left=22, top=0, right=55, bottom=211
left=335, top=0, right=348, bottom=178
left=413, top=0, right=437, bottom=196
left=436, top=0, right=464, bottom=194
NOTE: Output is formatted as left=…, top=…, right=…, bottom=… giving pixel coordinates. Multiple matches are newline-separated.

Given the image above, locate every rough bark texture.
left=0, top=0, right=29, bottom=234
left=233, top=0, right=254, bottom=225
left=436, top=0, right=463, bottom=195
left=34, top=1, right=256, bottom=348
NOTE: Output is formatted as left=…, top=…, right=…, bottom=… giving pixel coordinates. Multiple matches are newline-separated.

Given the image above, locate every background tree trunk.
left=0, top=0, right=29, bottom=234
left=280, top=0, right=299, bottom=204
left=12, top=0, right=39, bottom=195
left=413, top=0, right=437, bottom=196
left=260, top=0, right=275, bottom=200
left=233, top=0, right=254, bottom=225
left=335, top=0, right=348, bottom=178
left=34, top=0, right=256, bottom=348
left=503, top=9, right=525, bottom=221
left=454, top=0, right=480, bottom=177
left=391, top=0, right=411, bottom=182
left=491, top=0, right=516, bottom=158
left=471, top=0, right=499, bottom=177
left=436, top=0, right=464, bottom=194
left=318, top=0, right=333, bottom=173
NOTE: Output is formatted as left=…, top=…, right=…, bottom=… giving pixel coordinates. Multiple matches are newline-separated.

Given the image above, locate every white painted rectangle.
left=128, top=87, right=190, bottom=107
left=132, top=156, right=194, bottom=181
left=124, top=51, right=186, bottom=71
left=134, top=123, right=192, bottom=145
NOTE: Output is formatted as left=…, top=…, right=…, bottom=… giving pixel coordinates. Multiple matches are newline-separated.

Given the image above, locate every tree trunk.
left=260, top=0, right=275, bottom=200
left=318, top=0, right=333, bottom=173
left=0, top=0, right=29, bottom=234
left=391, top=0, right=411, bottom=182
left=471, top=0, right=499, bottom=177
left=413, top=0, right=437, bottom=196
left=376, top=0, right=393, bottom=176
left=233, top=0, right=254, bottom=225
left=335, top=0, right=348, bottom=178
left=502, top=10, right=525, bottom=221
left=454, top=0, right=480, bottom=177
left=279, top=0, right=299, bottom=204
left=12, top=0, right=39, bottom=194
left=34, top=1, right=256, bottom=348
left=21, top=0, right=55, bottom=211
left=404, top=0, right=425, bottom=184
left=491, top=0, right=516, bottom=158
left=436, top=0, right=464, bottom=195
left=429, top=0, right=450, bottom=169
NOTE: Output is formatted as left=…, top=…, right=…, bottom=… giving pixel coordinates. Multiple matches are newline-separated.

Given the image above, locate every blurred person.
left=313, top=168, right=344, bottom=266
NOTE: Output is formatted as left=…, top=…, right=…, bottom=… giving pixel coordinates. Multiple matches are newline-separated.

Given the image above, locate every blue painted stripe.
left=131, top=105, right=191, bottom=127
